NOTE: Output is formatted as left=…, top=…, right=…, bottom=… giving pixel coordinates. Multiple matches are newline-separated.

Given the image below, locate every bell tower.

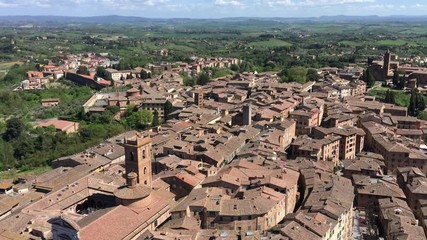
left=123, top=134, right=152, bottom=187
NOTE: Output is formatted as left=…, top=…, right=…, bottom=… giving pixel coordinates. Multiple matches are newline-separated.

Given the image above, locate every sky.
left=0, top=0, right=426, bottom=18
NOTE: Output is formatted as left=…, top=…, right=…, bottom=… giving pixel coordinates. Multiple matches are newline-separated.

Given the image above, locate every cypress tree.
left=398, top=76, right=405, bottom=89
left=152, top=110, right=160, bottom=126
left=408, top=91, right=417, bottom=116
left=385, top=90, right=390, bottom=103
left=392, top=70, right=399, bottom=86
left=366, top=69, right=375, bottom=88
left=417, top=93, right=425, bottom=112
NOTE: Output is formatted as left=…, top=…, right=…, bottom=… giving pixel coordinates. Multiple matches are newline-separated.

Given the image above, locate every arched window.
left=144, top=167, right=147, bottom=175
left=144, top=180, right=147, bottom=185
left=130, top=152, right=135, bottom=162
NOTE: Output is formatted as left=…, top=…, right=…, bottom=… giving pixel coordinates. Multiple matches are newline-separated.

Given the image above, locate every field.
left=375, top=39, right=418, bottom=47
left=247, top=39, right=293, bottom=48
left=367, top=86, right=427, bottom=107
left=0, top=61, right=23, bottom=70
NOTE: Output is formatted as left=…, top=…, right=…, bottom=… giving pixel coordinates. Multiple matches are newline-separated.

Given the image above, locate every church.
left=42, top=134, right=174, bottom=240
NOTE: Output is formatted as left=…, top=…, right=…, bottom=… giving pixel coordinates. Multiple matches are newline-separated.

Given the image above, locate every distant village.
left=2, top=51, right=427, bottom=240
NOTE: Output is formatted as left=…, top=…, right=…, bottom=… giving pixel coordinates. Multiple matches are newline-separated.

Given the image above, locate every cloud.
left=214, top=0, right=244, bottom=7
left=261, top=0, right=375, bottom=7
left=0, top=0, right=171, bottom=8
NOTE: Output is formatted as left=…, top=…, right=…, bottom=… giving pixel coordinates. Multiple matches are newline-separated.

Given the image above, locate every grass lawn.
left=0, top=61, right=23, bottom=70
left=248, top=39, right=292, bottom=48
left=367, top=86, right=427, bottom=107
left=367, top=86, right=410, bottom=106
left=0, top=166, right=52, bottom=180
left=339, top=40, right=364, bottom=47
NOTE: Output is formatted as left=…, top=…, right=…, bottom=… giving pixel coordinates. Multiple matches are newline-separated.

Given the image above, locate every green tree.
left=392, top=70, right=399, bottom=86
left=152, top=110, right=160, bottom=126
left=184, top=77, right=196, bottom=87
left=3, top=118, right=25, bottom=141
left=124, top=104, right=138, bottom=117
left=77, top=66, right=90, bottom=75
left=164, top=100, right=173, bottom=122
left=96, top=66, right=106, bottom=78
left=239, top=61, right=254, bottom=73
left=279, top=67, right=308, bottom=84
left=197, top=72, right=211, bottom=85
left=408, top=91, right=425, bottom=116
left=0, top=140, right=16, bottom=170
left=384, top=90, right=396, bottom=104
left=125, top=110, right=153, bottom=129
left=417, top=93, right=425, bottom=112
left=366, top=69, right=375, bottom=88
left=306, top=68, right=320, bottom=81
left=140, top=70, right=149, bottom=79
left=230, top=64, right=239, bottom=72
left=398, top=76, right=406, bottom=89
left=408, top=91, right=417, bottom=116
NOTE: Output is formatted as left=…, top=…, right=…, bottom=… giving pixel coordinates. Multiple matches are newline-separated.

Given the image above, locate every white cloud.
left=215, top=0, right=244, bottom=7
left=261, top=0, right=375, bottom=7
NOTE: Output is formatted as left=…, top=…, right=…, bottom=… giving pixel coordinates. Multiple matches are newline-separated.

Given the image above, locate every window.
left=144, top=167, right=147, bottom=175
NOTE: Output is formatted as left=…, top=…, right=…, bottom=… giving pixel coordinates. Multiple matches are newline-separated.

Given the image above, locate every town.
left=0, top=45, right=427, bottom=240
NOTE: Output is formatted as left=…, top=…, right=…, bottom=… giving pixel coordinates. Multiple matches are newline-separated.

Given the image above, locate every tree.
left=197, top=72, right=211, bottom=85
left=364, top=69, right=375, bottom=88
left=184, top=77, right=196, bottom=87
left=279, top=67, right=307, bottom=84
left=124, top=104, right=138, bottom=117
left=417, top=93, right=425, bottom=112
left=3, top=118, right=25, bottom=141
left=239, top=61, right=254, bottom=73
left=397, top=76, right=406, bottom=90
left=140, top=70, right=149, bottom=80
left=230, top=64, right=239, bottom=72
left=77, top=66, right=90, bottom=75
left=96, top=66, right=106, bottom=78
left=164, top=100, right=173, bottom=122
left=152, top=110, right=160, bottom=126
left=392, top=70, right=399, bottom=86
left=306, top=69, right=320, bottom=81
left=408, top=91, right=425, bottom=116
left=384, top=90, right=396, bottom=104
left=125, top=110, right=153, bottom=130
left=408, top=91, right=417, bottom=116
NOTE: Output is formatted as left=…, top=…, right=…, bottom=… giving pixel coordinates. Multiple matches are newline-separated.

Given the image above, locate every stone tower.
left=243, top=104, right=252, bottom=126
left=383, top=49, right=391, bottom=79
left=194, top=90, right=204, bottom=108
left=123, top=134, right=152, bottom=187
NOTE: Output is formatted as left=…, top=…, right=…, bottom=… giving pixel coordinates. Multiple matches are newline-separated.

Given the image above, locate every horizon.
left=0, top=0, right=426, bottom=19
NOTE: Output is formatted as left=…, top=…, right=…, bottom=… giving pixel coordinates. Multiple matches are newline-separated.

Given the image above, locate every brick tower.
left=123, top=134, right=152, bottom=187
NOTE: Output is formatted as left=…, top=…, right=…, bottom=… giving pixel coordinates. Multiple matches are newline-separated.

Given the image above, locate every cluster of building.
left=104, top=57, right=239, bottom=83
left=4, top=54, right=427, bottom=239
left=370, top=50, right=427, bottom=93
left=17, top=53, right=116, bottom=90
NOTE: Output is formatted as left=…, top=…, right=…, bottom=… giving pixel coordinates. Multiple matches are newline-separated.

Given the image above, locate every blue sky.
left=0, top=0, right=426, bottom=18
